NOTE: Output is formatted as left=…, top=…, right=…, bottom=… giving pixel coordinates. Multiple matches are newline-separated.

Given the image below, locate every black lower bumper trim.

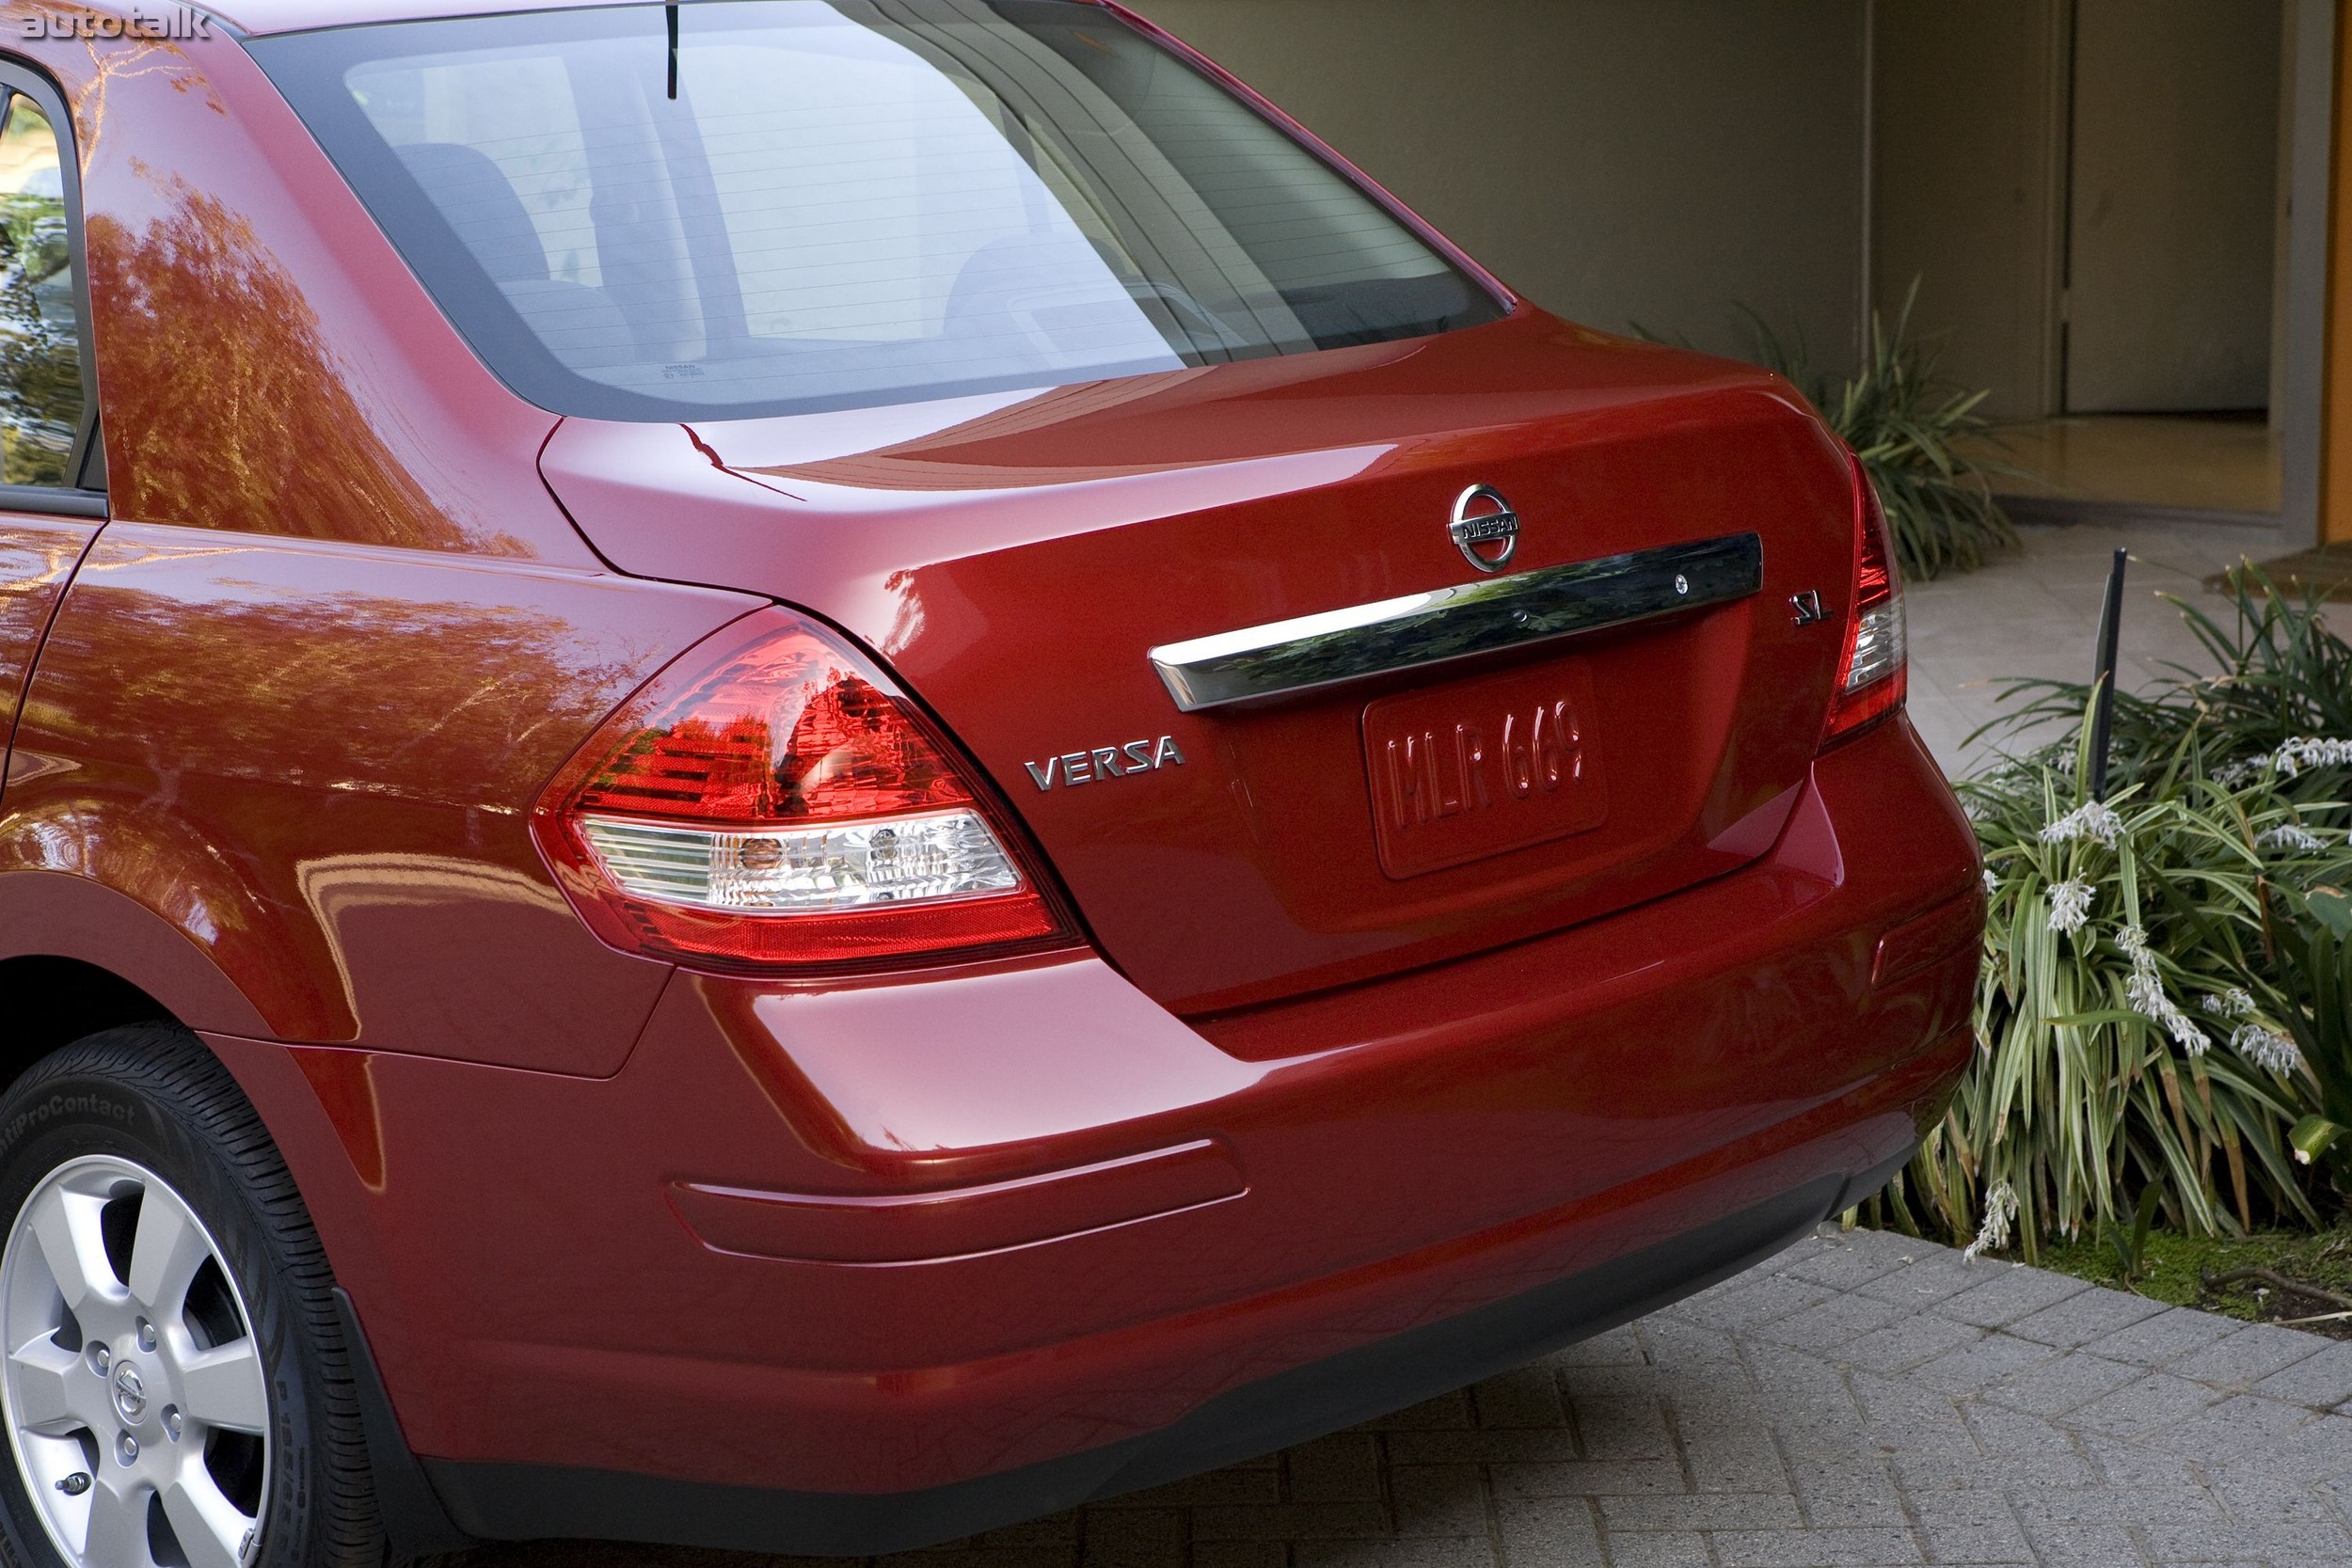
left=405, top=1164, right=1875, bottom=1556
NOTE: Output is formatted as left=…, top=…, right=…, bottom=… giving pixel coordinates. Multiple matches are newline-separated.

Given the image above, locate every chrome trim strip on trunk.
left=1149, top=532, right=1764, bottom=712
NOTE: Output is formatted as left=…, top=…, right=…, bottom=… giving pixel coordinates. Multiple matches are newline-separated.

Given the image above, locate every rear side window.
left=251, top=0, right=1505, bottom=422
left=0, top=75, right=97, bottom=497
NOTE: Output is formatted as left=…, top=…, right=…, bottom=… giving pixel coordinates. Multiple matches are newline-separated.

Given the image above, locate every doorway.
left=2064, top=0, right=2282, bottom=417
left=1873, top=0, right=2293, bottom=520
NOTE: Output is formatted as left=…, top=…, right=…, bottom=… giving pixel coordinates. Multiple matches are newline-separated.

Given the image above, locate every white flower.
left=2258, top=823, right=2326, bottom=854
left=2046, top=879, right=2094, bottom=934
left=2041, top=800, right=2123, bottom=848
left=2214, top=759, right=2257, bottom=788
left=2117, top=925, right=2210, bottom=1054
left=2230, top=1023, right=2301, bottom=1076
left=1963, top=1181, right=2019, bottom=1263
left=2202, top=989, right=2255, bottom=1020
left=2204, top=990, right=2297, bottom=1073
left=2267, top=737, right=2352, bottom=779
left=1982, top=866, right=1999, bottom=897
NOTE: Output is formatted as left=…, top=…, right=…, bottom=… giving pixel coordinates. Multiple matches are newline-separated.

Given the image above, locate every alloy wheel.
left=0, top=1156, right=270, bottom=1568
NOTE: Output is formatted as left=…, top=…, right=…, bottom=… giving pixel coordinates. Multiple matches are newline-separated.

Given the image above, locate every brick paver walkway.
left=473, top=1226, right=2352, bottom=1568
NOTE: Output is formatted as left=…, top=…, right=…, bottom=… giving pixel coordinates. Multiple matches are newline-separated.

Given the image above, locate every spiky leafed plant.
left=1887, top=715, right=2334, bottom=1259
left=1986, top=568, right=2352, bottom=801
left=1739, top=279, right=2021, bottom=582
left=2275, top=887, right=2352, bottom=1179
left=1864, top=578, right=2352, bottom=1256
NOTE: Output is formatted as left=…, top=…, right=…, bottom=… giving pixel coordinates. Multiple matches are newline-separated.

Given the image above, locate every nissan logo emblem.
left=1448, top=484, right=1519, bottom=573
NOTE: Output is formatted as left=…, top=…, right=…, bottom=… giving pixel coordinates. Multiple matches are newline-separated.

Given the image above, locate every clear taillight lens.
left=1821, top=452, right=1907, bottom=745
left=533, top=610, right=1075, bottom=974
left=1844, top=594, right=1907, bottom=693
left=576, top=811, right=1024, bottom=913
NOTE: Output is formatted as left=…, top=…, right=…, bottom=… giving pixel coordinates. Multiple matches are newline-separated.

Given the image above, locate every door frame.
left=2282, top=0, right=2337, bottom=547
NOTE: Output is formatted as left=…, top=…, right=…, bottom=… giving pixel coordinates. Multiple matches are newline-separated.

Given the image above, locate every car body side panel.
left=197, top=717, right=1978, bottom=1493
left=6, top=521, right=762, bottom=1067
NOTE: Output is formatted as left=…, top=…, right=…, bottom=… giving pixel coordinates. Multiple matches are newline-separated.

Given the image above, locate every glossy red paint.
left=541, top=320, right=1858, bottom=1016
left=0, top=516, right=95, bottom=756
left=200, top=715, right=1975, bottom=1495
left=6, top=521, right=757, bottom=1065
left=0, top=0, right=1987, bottom=1546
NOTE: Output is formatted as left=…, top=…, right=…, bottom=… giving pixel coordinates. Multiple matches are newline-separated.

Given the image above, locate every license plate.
left=1362, top=659, right=1609, bottom=879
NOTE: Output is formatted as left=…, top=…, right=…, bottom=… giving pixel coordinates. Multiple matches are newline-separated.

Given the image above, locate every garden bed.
left=2005, top=1227, right=2352, bottom=1338
left=1857, top=566, right=2352, bottom=1283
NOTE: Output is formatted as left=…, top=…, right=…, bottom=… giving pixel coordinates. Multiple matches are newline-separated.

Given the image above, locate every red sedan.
left=0, top=3, right=1980, bottom=1564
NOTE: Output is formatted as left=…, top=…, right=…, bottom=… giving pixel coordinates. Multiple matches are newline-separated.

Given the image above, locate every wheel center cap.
left=110, top=1359, right=148, bottom=1426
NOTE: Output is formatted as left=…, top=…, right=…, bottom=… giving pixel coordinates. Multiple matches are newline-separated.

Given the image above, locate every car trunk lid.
left=539, top=310, right=1861, bottom=1014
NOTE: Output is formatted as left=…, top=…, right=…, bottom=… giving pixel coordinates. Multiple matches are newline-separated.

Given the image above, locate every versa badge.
left=1026, top=735, right=1185, bottom=790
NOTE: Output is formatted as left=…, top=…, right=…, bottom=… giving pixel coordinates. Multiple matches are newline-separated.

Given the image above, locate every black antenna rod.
left=667, top=3, right=679, bottom=100
left=2088, top=546, right=2127, bottom=801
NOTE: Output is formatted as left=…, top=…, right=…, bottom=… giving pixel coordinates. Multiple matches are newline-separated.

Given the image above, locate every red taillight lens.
left=533, top=610, right=1075, bottom=975
left=1820, top=452, right=1907, bottom=746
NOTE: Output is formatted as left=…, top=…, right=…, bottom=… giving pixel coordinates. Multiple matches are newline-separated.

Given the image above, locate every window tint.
left=253, top=1, right=1505, bottom=423
left=0, top=92, right=82, bottom=485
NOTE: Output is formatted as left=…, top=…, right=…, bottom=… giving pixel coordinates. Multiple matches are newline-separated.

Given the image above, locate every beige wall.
left=1124, top=0, right=1870, bottom=368
left=1871, top=1, right=2069, bottom=420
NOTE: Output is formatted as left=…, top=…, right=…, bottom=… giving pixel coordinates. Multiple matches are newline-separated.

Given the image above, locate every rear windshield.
left=252, top=0, right=1506, bottom=422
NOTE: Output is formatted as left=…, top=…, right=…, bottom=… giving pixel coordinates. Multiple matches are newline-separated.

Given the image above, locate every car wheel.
left=0, top=1025, right=383, bottom=1568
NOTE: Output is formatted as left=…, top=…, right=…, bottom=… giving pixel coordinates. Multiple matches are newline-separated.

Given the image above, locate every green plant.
left=1986, top=569, right=2352, bottom=806
left=2278, top=888, right=2352, bottom=1178
left=1866, top=700, right=2352, bottom=1260
left=2014, top=1226, right=2352, bottom=1320
left=1739, top=280, right=2021, bottom=581
left=2103, top=1180, right=2165, bottom=1285
left=1869, top=576, right=2352, bottom=1259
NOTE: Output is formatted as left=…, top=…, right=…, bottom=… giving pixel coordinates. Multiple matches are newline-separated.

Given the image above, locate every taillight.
left=532, top=609, right=1076, bottom=974
left=1820, top=451, right=1906, bottom=746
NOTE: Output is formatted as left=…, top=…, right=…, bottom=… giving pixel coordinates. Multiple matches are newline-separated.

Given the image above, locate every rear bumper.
left=411, top=1151, right=1909, bottom=1554
left=209, top=714, right=1980, bottom=1552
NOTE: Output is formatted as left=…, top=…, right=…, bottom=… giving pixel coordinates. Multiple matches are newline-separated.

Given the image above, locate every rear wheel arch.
left=0, top=955, right=359, bottom=1259
left=0, top=955, right=179, bottom=1098
left=0, top=870, right=275, bottom=1041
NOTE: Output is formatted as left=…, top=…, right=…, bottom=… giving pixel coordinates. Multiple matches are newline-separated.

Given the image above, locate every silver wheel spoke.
left=178, top=1341, right=267, bottom=1436
left=82, top=1477, right=151, bottom=1568
left=126, top=1196, right=208, bottom=1317
left=27, top=1188, right=117, bottom=1315
left=8, top=1337, right=89, bottom=1435
left=161, top=1474, right=250, bottom=1568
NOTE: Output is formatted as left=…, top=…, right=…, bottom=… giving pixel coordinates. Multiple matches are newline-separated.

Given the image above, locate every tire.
left=0, top=1025, right=386, bottom=1568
